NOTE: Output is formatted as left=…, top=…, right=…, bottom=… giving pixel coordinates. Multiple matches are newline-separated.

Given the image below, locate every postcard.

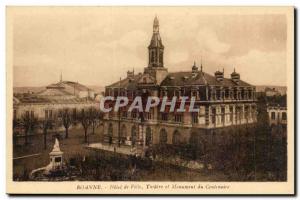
left=6, top=6, right=294, bottom=195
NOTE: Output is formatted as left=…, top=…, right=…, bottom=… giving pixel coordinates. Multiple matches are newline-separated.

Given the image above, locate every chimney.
left=231, top=68, right=240, bottom=83
left=215, top=70, right=224, bottom=81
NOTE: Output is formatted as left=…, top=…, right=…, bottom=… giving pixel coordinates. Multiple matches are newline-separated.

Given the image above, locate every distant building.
left=255, top=85, right=287, bottom=97
left=267, top=104, right=287, bottom=126
left=265, top=87, right=280, bottom=97
left=13, top=79, right=98, bottom=120
left=267, top=103, right=287, bottom=140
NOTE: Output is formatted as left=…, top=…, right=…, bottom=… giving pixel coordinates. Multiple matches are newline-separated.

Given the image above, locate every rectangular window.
left=49, top=110, right=52, bottom=119
left=282, top=112, right=287, bottom=120
left=221, top=90, right=225, bottom=100
left=221, top=107, right=225, bottom=124
left=131, top=111, right=137, bottom=119
left=30, top=111, right=34, bottom=118
left=161, top=113, right=168, bottom=121
left=205, top=106, right=209, bottom=125
left=174, top=114, right=183, bottom=123
left=245, top=106, right=249, bottom=120
left=145, top=112, right=152, bottom=120
left=26, top=111, right=30, bottom=117
left=271, top=112, right=276, bottom=120
left=45, top=110, right=48, bottom=119
left=236, top=107, right=241, bottom=121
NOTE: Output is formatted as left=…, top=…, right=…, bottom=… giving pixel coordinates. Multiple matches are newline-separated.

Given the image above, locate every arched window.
left=151, top=51, right=155, bottom=63
left=159, top=128, right=168, bottom=144
left=172, top=130, right=181, bottom=145
left=159, top=50, right=163, bottom=65
left=146, top=127, right=152, bottom=146
left=131, top=126, right=137, bottom=146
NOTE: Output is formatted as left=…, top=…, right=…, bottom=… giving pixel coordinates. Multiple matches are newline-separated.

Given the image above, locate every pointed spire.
left=153, top=15, right=159, bottom=33
left=148, top=16, right=164, bottom=68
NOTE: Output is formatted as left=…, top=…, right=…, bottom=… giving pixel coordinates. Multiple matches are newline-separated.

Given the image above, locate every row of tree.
left=13, top=107, right=103, bottom=149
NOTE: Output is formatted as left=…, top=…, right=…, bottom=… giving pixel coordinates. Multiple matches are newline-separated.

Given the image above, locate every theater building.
left=102, top=17, right=257, bottom=152
left=13, top=78, right=97, bottom=121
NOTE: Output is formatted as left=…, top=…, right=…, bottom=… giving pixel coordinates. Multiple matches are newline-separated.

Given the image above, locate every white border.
left=1, top=0, right=298, bottom=199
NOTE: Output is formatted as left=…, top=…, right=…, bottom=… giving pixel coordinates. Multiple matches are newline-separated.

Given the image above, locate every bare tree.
left=89, top=107, right=100, bottom=135
left=79, top=109, right=91, bottom=143
left=40, top=118, right=54, bottom=149
left=19, top=113, right=38, bottom=146
left=59, top=108, right=73, bottom=139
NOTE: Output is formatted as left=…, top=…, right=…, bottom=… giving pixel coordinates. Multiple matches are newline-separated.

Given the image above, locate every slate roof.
left=148, top=33, right=164, bottom=48
left=106, top=70, right=252, bottom=90
left=160, top=71, right=252, bottom=87
left=46, top=81, right=90, bottom=91
left=107, top=74, right=143, bottom=90
left=37, top=88, right=73, bottom=96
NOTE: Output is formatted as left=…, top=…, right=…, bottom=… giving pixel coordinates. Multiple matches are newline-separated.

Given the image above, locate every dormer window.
left=231, top=68, right=240, bottom=83
left=215, top=70, right=224, bottom=82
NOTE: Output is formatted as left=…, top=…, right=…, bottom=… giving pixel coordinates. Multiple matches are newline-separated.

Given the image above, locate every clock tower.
left=145, top=16, right=168, bottom=85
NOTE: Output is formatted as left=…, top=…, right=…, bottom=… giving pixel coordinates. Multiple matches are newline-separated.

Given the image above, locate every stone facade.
left=102, top=17, right=257, bottom=151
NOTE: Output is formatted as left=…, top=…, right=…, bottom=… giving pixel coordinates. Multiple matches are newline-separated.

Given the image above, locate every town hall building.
left=102, top=17, right=257, bottom=153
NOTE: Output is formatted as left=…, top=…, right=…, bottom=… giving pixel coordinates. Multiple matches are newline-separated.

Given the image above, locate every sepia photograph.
left=6, top=6, right=294, bottom=194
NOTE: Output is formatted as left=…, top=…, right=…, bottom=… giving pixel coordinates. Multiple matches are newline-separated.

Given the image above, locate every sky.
left=12, top=7, right=288, bottom=87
